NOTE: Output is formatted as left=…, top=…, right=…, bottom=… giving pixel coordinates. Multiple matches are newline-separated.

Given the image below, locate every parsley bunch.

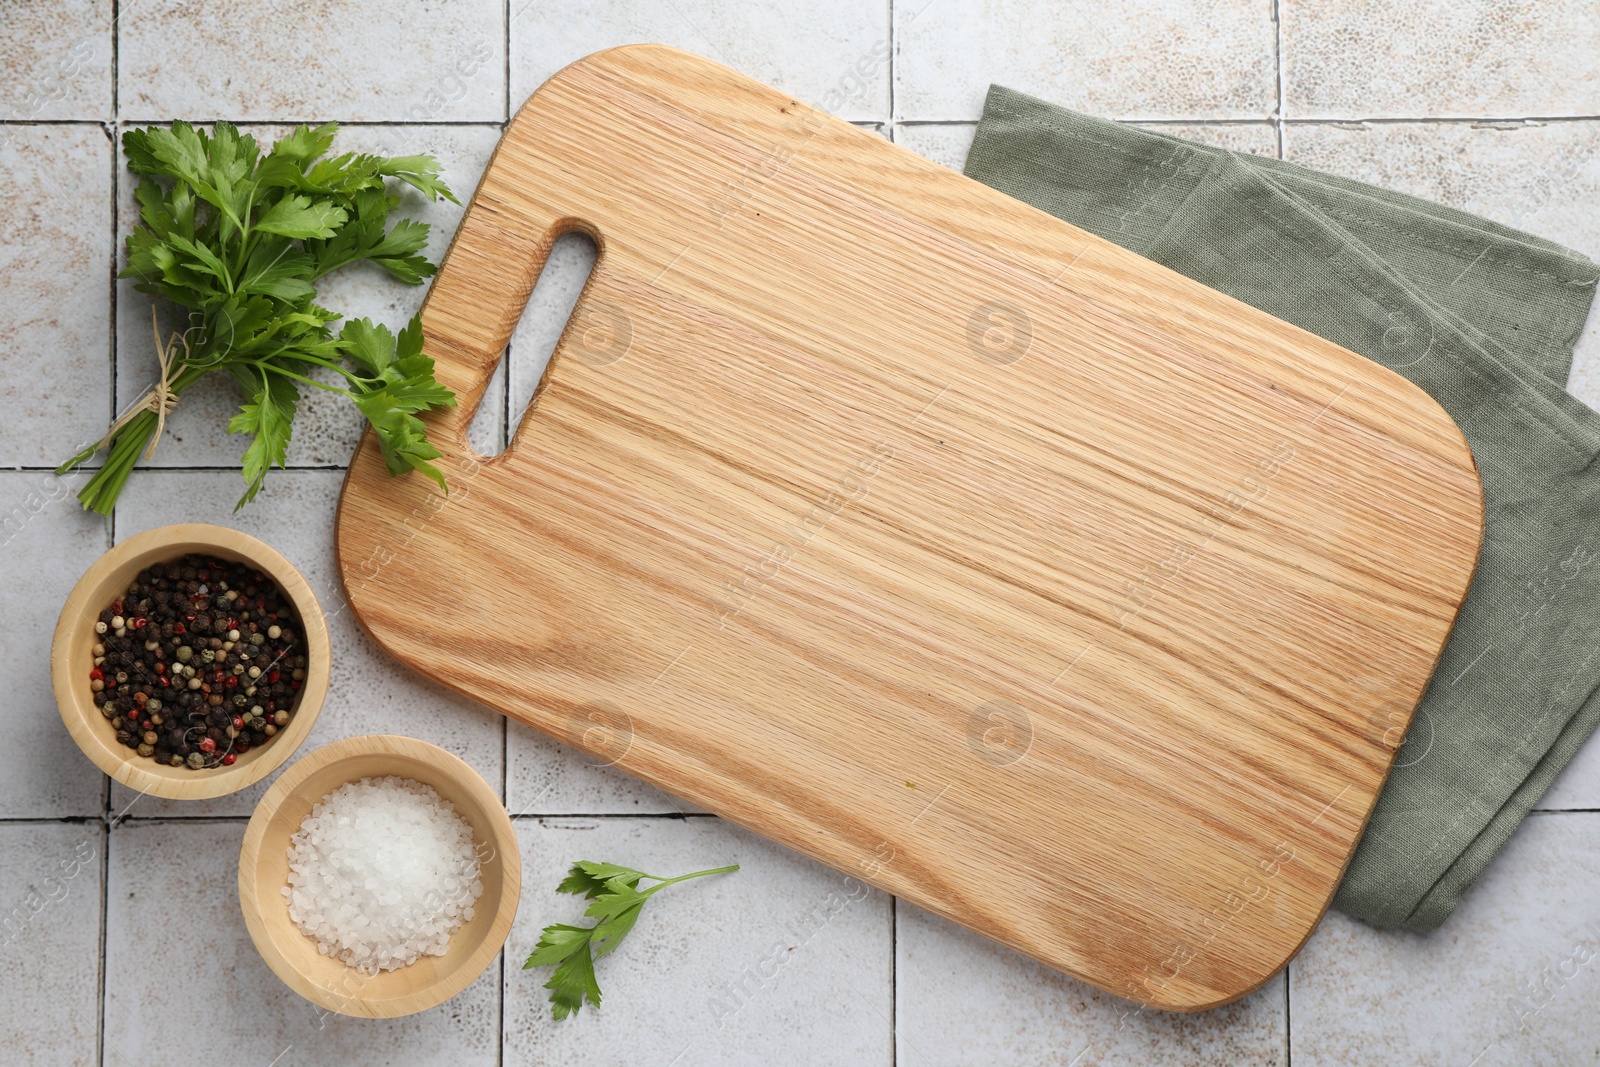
left=58, top=121, right=460, bottom=513
left=524, top=860, right=739, bottom=1020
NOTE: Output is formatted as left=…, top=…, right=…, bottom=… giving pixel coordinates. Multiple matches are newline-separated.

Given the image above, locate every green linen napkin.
left=964, top=86, right=1600, bottom=932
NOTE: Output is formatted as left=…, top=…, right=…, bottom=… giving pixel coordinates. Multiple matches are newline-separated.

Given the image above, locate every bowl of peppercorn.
left=50, top=524, right=330, bottom=800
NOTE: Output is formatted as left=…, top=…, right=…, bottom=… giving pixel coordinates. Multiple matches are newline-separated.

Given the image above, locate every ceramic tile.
left=109, top=469, right=504, bottom=818
left=508, top=0, right=890, bottom=122
left=1, top=124, right=112, bottom=466
left=0, top=1, right=111, bottom=123
left=112, top=123, right=506, bottom=468
left=1282, top=120, right=1600, bottom=407
left=103, top=819, right=499, bottom=1067
left=1290, top=811, right=1600, bottom=1066
left=0, top=822, right=104, bottom=1066
left=894, top=0, right=1276, bottom=122
left=503, top=816, right=893, bottom=1065
left=895, top=902, right=1286, bottom=1067
left=506, top=718, right=689, bottom=817
left=892, top=124, right=975, bottom=172
left=0, top=471, right=111, bottom=818
left=895, top=121, right=1277, bottom=174
left=1282, top=0, right=1600, bottom=119
left=117, top=0, right=505, bottom=122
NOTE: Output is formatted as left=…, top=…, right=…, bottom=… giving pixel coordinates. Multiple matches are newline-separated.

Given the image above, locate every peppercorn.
left=86, top=553, right=308, bottom=770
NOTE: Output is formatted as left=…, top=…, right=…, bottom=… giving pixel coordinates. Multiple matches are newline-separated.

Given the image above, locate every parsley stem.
left=641, top=864, right=741, bottom=890
left=246, top=361, right=355, bottom=397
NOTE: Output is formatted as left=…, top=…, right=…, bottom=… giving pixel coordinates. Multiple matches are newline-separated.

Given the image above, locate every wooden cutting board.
left=335, top=44, right=1482, bottom=1010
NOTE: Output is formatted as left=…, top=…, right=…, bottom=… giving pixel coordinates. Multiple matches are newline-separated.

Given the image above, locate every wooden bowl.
left=238, top=734, right=520, bottom=1018
left=50, top=523, right=330, bottom=800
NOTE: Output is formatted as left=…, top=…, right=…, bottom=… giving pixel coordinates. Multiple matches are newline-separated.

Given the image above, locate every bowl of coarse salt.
left=239, top=734, right=519, bottom=1018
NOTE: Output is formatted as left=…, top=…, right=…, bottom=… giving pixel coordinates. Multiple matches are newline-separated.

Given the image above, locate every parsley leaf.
left=523, top=861, right=739, bottom=1020
left=341, top=316, right=457, bottom=490
left=229, top=367, right=300, bottom=507
left=253, top=194, right=348, bottom=239
left=59, top=121, right=460, bottom=514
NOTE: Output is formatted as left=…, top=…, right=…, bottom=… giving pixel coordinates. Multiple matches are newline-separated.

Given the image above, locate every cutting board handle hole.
left=470, top=229, right=602, bottom=458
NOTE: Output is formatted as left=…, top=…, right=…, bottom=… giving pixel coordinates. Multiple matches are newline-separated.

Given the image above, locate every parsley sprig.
left=523, top=860, right=739, bottom=1020
left=57, top=120, right=460, bottom=513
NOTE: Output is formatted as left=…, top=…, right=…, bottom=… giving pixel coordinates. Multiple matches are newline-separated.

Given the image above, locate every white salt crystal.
left=283, top=775, right=485, bottom=974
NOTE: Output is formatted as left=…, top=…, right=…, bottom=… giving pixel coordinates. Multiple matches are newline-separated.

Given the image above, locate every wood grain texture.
left=238, top=734, right=519, bottom=1018
left=334, top=45, right=1483, bottom=1009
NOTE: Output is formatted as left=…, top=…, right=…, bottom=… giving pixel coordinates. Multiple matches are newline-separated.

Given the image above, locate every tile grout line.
left=496, top=0, right=509, bottom=1010
left=5, top=464, right=352, bottom=474
left=886, top=0, right=896, bottom=127
left=109, top=0, right=119, bottom=120
left=497, top=142, right=510, bottom=1063
left=96, top=818, right=110, bottom=1067
left=14, top=113, right=1600, bottom=126
left=889, top=896, right=898, bottom=1067
left=1284, top=113, right=1600, bottom=124
left=873, top=114, right=1600, bottom=126
left=100, top=5, right=120, bottom=1061
left=0, top=811, right=751, bottom=826
left=1284, top=960, right=1292, bottom=1066
left=93, top=117, right=512, bottom=127
left=1272, top=0, right=1286, bottom=159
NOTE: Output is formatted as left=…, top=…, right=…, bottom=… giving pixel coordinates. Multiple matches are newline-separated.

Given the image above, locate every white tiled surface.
left=895, top=0, right=1277, bottom=121
left=503, top=819, right=893, bottom=1064
left=0, top=1, right=110, bottom=123
left=0, top=823, right=103, bottom=1066
left=118, top=1, right=506, bottom=122
left=105, top=820, right=501, bottom=1066
left=1290, top=813, right=1600, bottom=1067
left=2, top=2, right=1599, bottom=1064
left=1281, top=0, right=1600, bottom=120
left=0, top=125, right=113, bottom=465
left=508, top=0, right=891, bottom=122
